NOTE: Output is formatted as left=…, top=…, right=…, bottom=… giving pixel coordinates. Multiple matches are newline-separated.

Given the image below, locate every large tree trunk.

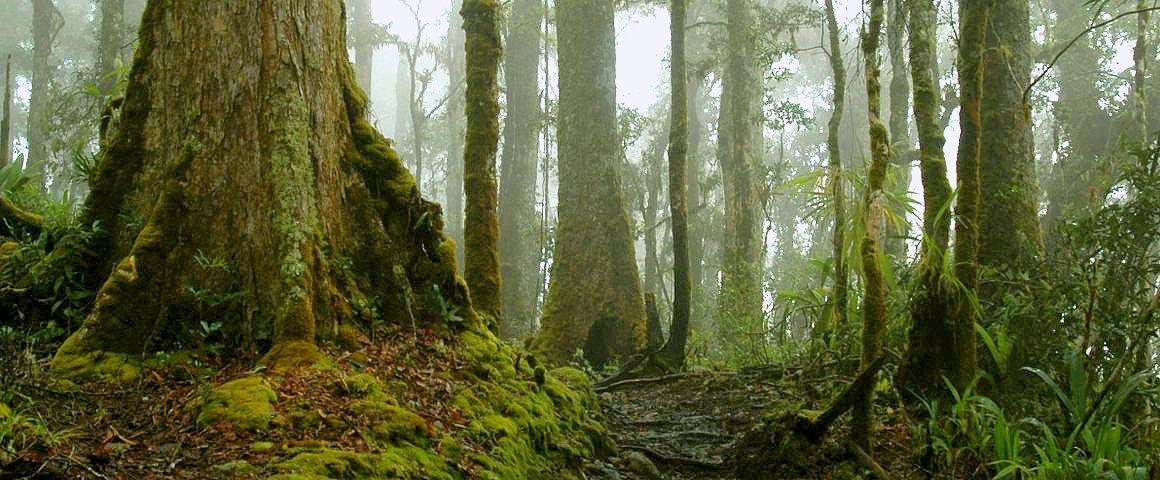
left=497, top=0, right=544, bottom=340
left=901, top=0, right=974, bottom=400
left=852, top=0, right=890, bottom=452
left=978, top=0, right=1043, bottom=279
left=462, top=0, right=503, bottom=322
left=717, top=0, right=765, bottom=359
left=978, top=0, right=1044, bottom=377
left=534, top=0, right=646, bottom=368
left=445, top=0, right=466, bottom=267
left=660, top=0, right=691, bottom=370
left=54, top=0, right=476, bottom=378
left=28, top=0, right=60, bottom=187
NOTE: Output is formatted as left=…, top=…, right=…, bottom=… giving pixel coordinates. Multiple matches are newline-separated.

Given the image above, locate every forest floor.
left=1, top=333, right=927, bottom=480
left=593, top=362, right=922, bottom=480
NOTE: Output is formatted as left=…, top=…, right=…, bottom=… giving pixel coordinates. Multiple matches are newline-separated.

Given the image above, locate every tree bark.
left=497, top=0, right=544, bottom=340
left=660, top=0, right=692, bottom=370
left=884, top=0, right=911, bottom=260
left=852, top=0, right=890, bottom=452
left=53, top=0, right=477, bottom=378
left=462, top=0, right=503, bottom=323
left=1, top=55, right=11, bottom=169
left=978, top=0, right=1043, bottom=279
left=534, top=0, right=647, bottom=368
left=28, top=0, right=61, bottom=186
left=901, top=0, right=974, bottom=400
left=445, top=0, right=466, bottom=268
left=823, top=0, right=848, bottom=337
left=717, top=0, right=765, bottom=359
left=351, top=0, right=374, bottom=96
left=98, top=0, right=126, bottom=96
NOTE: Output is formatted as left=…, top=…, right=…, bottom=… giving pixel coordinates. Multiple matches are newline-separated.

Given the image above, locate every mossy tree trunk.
left=445, top=0, right=466, bottom=267
left=884, top=0, right=911, bottom=260
left=717, top=0, right=766, bottom=359
left=2, top=55, right=11, bottom=169
left=1133, top=0, right=1150, bottom=143
left=660, top=0, right=692, bottom=370
left=53, top=0, right=478, bottom=378
left=28, top=0, right=61, bottom=187
left=823, top=0, right=849, bottom=337
left=978, top=0, right=1044, bottom=375
left=497, top=0, right=544, bottom=340
left=952, top=0, right=986, bottom=390
left=900, top=0, right=974, bottom=400
left=534, top=0, right=647, bottom=368
left=462, top=0, right=503, bottom=323
left=851, top=0, right=890, bottom=452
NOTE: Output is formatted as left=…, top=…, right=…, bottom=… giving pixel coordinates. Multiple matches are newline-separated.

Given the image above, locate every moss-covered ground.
left=0, top=325, right=612, bottom=479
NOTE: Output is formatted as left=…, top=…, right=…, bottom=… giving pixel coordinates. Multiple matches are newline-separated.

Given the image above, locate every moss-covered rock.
left=50, top=332, right=141, bottom=382
left=196, top=377, right=278, bottom=431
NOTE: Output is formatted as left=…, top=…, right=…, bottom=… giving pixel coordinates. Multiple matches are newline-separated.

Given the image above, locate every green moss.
left=213, top=459, right=258, bottom=477
left=273, top=446, right=455, bottom=480
left=260, top=341, right=324, bottom=372
left=0, top=403, right=10, bottom=419
left=362, top=404, right=429, bottom=446
left=196, top=377, right=278, bottom=431
left=50, top=332, right=140, bottom=382
left=335, top=324, right=362, bottom=351
left=337, top=372, right=381, bottom=397
left=251, top=441, right=276, bottom=452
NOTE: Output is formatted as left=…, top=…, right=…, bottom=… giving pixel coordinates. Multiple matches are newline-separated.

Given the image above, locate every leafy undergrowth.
left=0, top=325, right=609, bottom=479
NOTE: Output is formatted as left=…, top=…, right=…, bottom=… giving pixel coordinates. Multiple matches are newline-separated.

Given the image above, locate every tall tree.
left=900, top=0, right=975, bottom=400
left=53, top=0, right=478, bottom=376
left=1, top=55, right=11, bottom=169
left=534, top=0, right=646, bottom=368
left=660, top=0, right=692, bottom=370
left=717, top=0, right=765, bottom=358
left=823, top=0, right=848, bottom=335
left=978, top=0, right=1042, bottom=280
left=462, top=0, right=503, bottom=322
left=351, top=0, right=374, bottom=94
left=28, top=0, right=62, bottom=185
left=97, top=0, right=126, bottom=96
left=884, top=0, right=910, bottom=260
left=978, top=0, right=1043, bottom=371
left=445, top=0, right=466, bottom=265
left=497, top=0, right=544, bottom=339
left=851, top=0, right=890, bottom=452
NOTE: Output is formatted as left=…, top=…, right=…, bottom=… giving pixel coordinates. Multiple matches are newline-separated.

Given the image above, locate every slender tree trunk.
left=462, top=0, right=503, bottom=323
left=823, top=0, right=848, bottom=338
left=98, top=0, right=126, bottom=96
left=661, top=0, right=691, bottom=369
left=644, top=142, right=661, bottom=297
left=54, top=0, right=479, bottom=378
left=884, top=0, right=910, bottom=260
left=851, top=0, right=890, bottom=452
left=953, top=0, right=986, bottom=391
left=534, top=0, right=647, bottom=368
left=1133, top=0, right=1150, bottom=143
left=497, top=0, right=543, bottom=340
left=28, top=0, right=60, bottom=186
left=394, top=57, right=410, bottom=144
left=1, top=55, right=11, bottom=169
left=351, top=0, right=374, bottom=95
left=901, top=0, right=974, bottom=399
left=717, top=0, right=765, bottom=359
left=446, top=0, right=466, bottom=268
